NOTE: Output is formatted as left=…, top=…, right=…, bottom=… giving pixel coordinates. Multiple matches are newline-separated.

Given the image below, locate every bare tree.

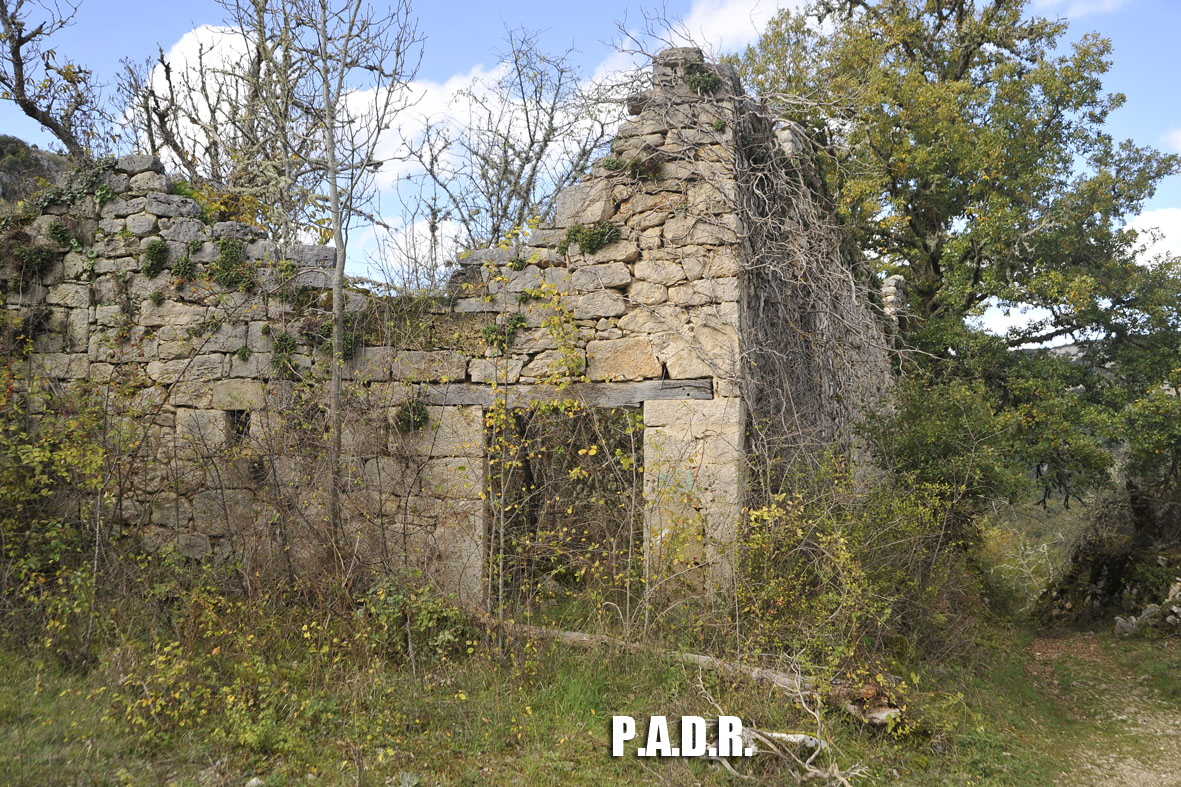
left=0, top=0, right=109, bottom=158
left=284, top=0, right=422, bottom=555
left=407, top=27, right=623, bottom=250
left=120, top=0, right=422, bottom=563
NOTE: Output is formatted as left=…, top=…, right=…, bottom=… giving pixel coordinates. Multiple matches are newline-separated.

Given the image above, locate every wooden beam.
left=417, top=378, right=713, bottom=408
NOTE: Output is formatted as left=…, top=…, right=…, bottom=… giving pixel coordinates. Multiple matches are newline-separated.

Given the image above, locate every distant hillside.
left=0, top=136, right=68, bottom=212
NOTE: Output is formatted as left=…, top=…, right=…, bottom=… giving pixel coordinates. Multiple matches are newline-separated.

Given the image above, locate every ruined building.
left=2, top=48, right=890, bottom=604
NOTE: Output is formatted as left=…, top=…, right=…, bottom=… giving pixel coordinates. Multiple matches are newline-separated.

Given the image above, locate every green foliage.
left=149, top=290, right=165, bottom=307
left=600, top=156, right=660, bottom=181
left=360, top=574, right=470, bottom=659
left=735, top=0, right=1181, bottom=516
left=141, top=238, right=169, bottom=278
left=710, top=119, right=727, bottom=132
left=301, top=311, right=366, bottom=361
left=393, top=399, right=429, bottom=431
left=171, top=255, right=195, bottom=284
left=556, top=222, right=619, bottom=255
left=506, top=256, right=528, bottom=271
left=0, top=367, right=106, bottom=662
left=481, top=313, right=527, bottom=353
left=0, top=307, right=46, bottom=357
left=235, top=345, right=252, bottom=363
left=684, top=62, right=722, bottom=94
left=171, top=180, right=218, bottom=224
left=739, top=458, right=958, bottom=673
left=271, top=331, right=298, bottom=378
left=10, top=239, right=56, bottom=282
left=46, top=222, right=72, bottom=246
left=208, top=238, right=256, bottom=292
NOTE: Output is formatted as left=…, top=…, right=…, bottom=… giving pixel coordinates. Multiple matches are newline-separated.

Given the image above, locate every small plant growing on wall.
left=393, top=399, right=429, bottom=431
left=685, top=62, right=722, bottom=94
left=142, top=238, right=169, bottom=278
left=557, top=223, right=620, bottom=256
left=599, top=156, right=660, bottom=182
left=271, top=331, right=298, bottom=379
left=172, top=256, right=196, bottom=286
left=481, top=313, right=527, bottom=353
left=46, top=222, right=72, bottom=246
left=208, top=238, right=256, bottom=292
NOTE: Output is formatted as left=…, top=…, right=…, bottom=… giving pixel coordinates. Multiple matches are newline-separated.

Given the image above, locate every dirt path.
left=1029, top=633, right=1181, bottom=786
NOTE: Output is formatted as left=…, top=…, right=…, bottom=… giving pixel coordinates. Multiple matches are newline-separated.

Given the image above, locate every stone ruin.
left=2, top=48, right=890, bottom=604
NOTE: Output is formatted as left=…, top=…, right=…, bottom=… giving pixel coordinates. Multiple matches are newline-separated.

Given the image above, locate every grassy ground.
left=3, top=618, right=1180, bottom=786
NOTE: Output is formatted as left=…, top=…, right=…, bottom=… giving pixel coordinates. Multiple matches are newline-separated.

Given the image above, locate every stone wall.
left=3, top=47, right=889, bottom=602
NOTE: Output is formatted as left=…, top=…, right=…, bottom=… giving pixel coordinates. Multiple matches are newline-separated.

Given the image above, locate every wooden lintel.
left=417, top=378, right=713, bottom=408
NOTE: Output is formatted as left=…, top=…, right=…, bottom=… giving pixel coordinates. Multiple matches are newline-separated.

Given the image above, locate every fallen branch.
left=479, top=615, right=901, bottom=727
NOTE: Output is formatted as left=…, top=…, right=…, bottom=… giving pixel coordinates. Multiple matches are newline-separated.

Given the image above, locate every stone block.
left=128, top=171, right=170, bottom=193
left=635, top=258, right=686, bottom=286
left=586, top=241, right=641, bottom=264
left=355, top=348, right=468, bottom=382
left=211, top=379, right=266, bottom=410
left=125, top=212, right=157, bottom=236
left=392, top=405, right=485, bottom=458
left=418, top=457, right=485, bottom=500
left=192, top=488, right=257, bottom=535
left=554, top=179, right=614, bottom=226
left=662, top=214, right=740, bottom=246
left=175, top=532, right=210, bottom=559
left=100, top=196, right=147, bottom=219
left=35, top=352, right=88, bottom=379
left=159, top=217, right=209, bottom=244
left=116, top=154, right=164, bottom=175
left=627, top=280, right=668, bottom=305
left=151, top=496, right=194, bottom=529
left=521, top=348, right=584, bottom=378
left=658, top=321, right=740, bottom=379
left=618, top=304, right=689, bottom=334
left=139, top=299, right=206, bottom=327
left=586, top=337, right=662, bottom=381
left=669, top=276, right=740, bottom=306
left=542, top=267, right=572, bottom=291
left=146, top=354, right=223, bottom=383
left=175, top=408, right=228, bottom=452
left=45, top=283, right=88, bottom=308
left=571, top=262, right=631, bottom=291
left=469, top=357, right=523, bottom=383
left=212, top=221, right=267, bottom=241
left=644, top=397, right=744, bottom=433
left=147, top=193, right=202, bottom=218
left=572, top=290, right=626, bottom=319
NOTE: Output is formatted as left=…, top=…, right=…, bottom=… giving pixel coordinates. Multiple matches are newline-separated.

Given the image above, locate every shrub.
left=271, top=331, right=298, bottom=378
left=737, top=457, right=958, bottom=673
left=685, top=62, right=722, bottom=94
left=360, top=574, right=471, bottom=660
left=481, top=313, right=527, bottom=353
left=47, top=222, right=72, bottom=246
left=208, top=238, right=256, bottom=292
left=393, top=399, right=429, bottom=431
left=141, top=238, right=169, bottom=278
left=172, top=256, right=196, bottom=283
left=557, top=223, right=620, bottom=255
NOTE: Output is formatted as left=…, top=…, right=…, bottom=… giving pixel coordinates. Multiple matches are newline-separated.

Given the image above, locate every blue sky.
left=3, top=0, right=1180, bottom=266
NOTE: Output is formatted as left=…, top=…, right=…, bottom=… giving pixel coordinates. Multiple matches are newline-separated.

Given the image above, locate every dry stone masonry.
left=4, top=48, right=890, bottom=603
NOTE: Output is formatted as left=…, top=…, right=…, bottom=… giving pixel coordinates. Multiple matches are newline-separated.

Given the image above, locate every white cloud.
left=1128, top=207, right=1181, bottom=266
left=660, top=0, right=806, bottom=57
left=1162, top=128, right=1181, bottom=154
